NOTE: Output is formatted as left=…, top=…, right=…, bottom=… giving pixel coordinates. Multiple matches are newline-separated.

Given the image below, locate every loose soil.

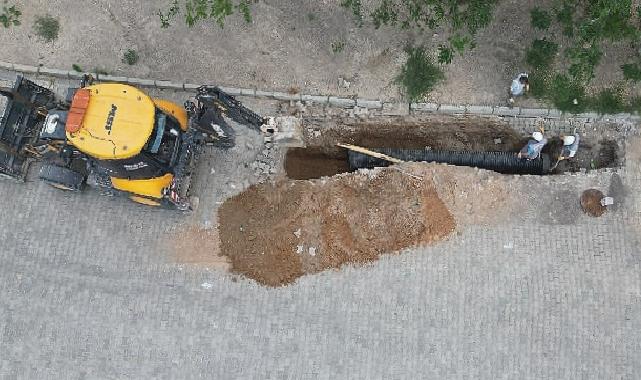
left=217, top=168, right=456, bottom=286
left=581, top=189, right=606, bottom=217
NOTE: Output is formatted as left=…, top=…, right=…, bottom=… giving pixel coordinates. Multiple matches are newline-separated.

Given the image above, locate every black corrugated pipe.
left=348, top=148, right=551, bottom=175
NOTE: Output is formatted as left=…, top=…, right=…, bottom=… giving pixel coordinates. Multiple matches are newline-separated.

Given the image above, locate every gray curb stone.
left=439, top=105, right=466, bottom=114
left=548, top=109, right=562, bottom=118
left=155, top=80, right=182, bottom=89
left=356, top=99, right=383, bottom=109
left=127, top=78, right=156, bottom=87
left=254, top=90, right=273, bottom=98
left=183, top=83, right=200, bottom=91
left=329, top=96, right=356, bottom=108
left=99, top=75, right=128, bottom=83
left=410, top=103, right=439, bottom=112
left=13, top=64, right=39, bottom=74
left=519, top=108, right=549, bottom=117
left=39, top=67, right=70, bottom=78
left=382, top=102, right=410, bottom=115
left=494, top=106, right=520, bottom=116
left=273, top=92, right=301, bottom=101
left=218, top=87, right=242, bottom=96
left=466, top=105, right=494, bottom=115
left=2, top=62, right=638, bottom=124
left=240, top=88, right=256, bottom=96
left=301, top=94, right=329, bottom=104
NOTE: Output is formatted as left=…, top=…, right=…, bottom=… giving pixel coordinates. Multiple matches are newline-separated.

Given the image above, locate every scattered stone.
left=294, top=228, right=302, bottom=238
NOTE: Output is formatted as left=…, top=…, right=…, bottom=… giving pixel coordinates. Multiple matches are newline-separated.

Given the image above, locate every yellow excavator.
left=0, top=75, right=264, bottom=210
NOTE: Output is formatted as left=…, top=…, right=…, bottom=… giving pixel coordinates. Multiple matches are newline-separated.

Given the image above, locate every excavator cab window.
left=144, top=109, right=182, bottom=166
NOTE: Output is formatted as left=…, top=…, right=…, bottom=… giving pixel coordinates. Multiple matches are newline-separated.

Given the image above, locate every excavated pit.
left=286, top=119, right=622, bottom=180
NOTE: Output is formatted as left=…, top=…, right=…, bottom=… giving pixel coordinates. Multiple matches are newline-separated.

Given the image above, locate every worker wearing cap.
left=559, top=133, right=580, bottom=160
left=518, top=127, right=548, bottom=160
left=508, top=72, right=529, bottom=105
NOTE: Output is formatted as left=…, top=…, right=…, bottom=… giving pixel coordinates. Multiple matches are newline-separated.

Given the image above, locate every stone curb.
left=1, top=61, right=639, bottom=122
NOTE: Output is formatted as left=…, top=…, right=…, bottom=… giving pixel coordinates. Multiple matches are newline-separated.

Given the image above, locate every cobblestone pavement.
left=0, top=73, right=640, bottom=379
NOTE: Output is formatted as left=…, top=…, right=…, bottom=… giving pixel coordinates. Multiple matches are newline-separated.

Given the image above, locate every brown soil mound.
left=581, top=189, right=606, bottom=217
left=217, top=168, right=456, bottom=286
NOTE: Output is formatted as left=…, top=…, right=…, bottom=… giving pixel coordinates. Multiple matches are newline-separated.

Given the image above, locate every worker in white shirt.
left=518, top=127, right=547, bottom=160
left=509, top=72, right=529, bottom=105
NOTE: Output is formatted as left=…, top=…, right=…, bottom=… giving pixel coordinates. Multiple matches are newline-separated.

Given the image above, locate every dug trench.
left=177, top=117, right=624, bottom=287
left=285, top=118, right=621, bottom=179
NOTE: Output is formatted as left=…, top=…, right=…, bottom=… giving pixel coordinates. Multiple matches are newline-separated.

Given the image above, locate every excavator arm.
left=186, top=86, right=266, bottom=147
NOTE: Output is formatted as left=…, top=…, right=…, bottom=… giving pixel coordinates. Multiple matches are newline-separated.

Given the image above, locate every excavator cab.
left=0, top=75, right=265, bottom=210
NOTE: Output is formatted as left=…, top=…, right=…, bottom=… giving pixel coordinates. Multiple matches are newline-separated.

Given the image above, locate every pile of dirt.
left=581, top=189, right=606, bottom=217
left=217, top=168, right=456, bottom=286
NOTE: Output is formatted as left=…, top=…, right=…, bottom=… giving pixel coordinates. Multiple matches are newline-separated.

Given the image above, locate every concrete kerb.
left=3, top=62, right=640, bottom=123
left=13, top=64, right=39, bottom=75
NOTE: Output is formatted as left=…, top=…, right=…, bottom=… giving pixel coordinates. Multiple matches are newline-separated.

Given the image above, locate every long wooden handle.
left=337, top=143, right=404, bottom=164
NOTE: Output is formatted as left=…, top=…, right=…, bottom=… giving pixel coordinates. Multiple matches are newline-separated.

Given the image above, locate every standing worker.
left=518, top=127, right=547, bottom=160
left=508, top=72, right=529, bottom=106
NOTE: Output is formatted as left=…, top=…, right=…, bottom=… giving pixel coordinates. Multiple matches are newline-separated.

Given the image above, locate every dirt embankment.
left=217, top=168, right=456, bottom=286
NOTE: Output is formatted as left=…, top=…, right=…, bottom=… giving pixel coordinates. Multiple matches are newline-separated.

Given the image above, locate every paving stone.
left=0, top=61, right=14, bottom=70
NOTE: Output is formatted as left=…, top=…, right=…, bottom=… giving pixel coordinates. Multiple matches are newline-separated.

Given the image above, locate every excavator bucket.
left=188, top=86, right=265, bottom=148
left=0, top=76, right=57, bottom=180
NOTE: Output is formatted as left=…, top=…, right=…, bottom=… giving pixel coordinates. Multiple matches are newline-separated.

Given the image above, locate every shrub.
left=34, top=15, right=60, bottom=42
left=0, top=4, right=21, bottom=28
left=72, top=64, right=83, bottom=72
left=122, top=49, right=139, bottom=65
left=526, top=39, right=558, bottom=70
left=621, top=63, right=641, bottom=82
left=530, top=7, right=551, bottom=30
left=396, top=46, right=444, bottom=101
left=566, top=44, right=602, bottom=82
left=555, top=1, right=574, bottom=37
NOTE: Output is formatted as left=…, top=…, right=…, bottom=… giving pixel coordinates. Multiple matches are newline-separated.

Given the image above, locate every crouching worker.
left=518, top=128, right=548, bottom=160
left=559, top=133, right=580, bottom=160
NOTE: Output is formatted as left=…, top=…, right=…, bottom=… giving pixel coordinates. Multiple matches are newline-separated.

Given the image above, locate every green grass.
left=526, top=39, right=558, bottom=70
left=530, top=7, right=551, bottom=30
left=34, top=15, right=60, bottom=42
left=331, top=41, right=345, bottom=54
left=396, top=46, right=444, bottom=101
left=437, top=45, right=453, bottom=65
left=122, top=49, right=139, bottom=65
left=589, top=87, right=626, bottom=114
left=555, top=1, right=574, bottom=36
left=621, top=63, right=641, bottom=82
left=548, top=74, right=587, bottom=113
